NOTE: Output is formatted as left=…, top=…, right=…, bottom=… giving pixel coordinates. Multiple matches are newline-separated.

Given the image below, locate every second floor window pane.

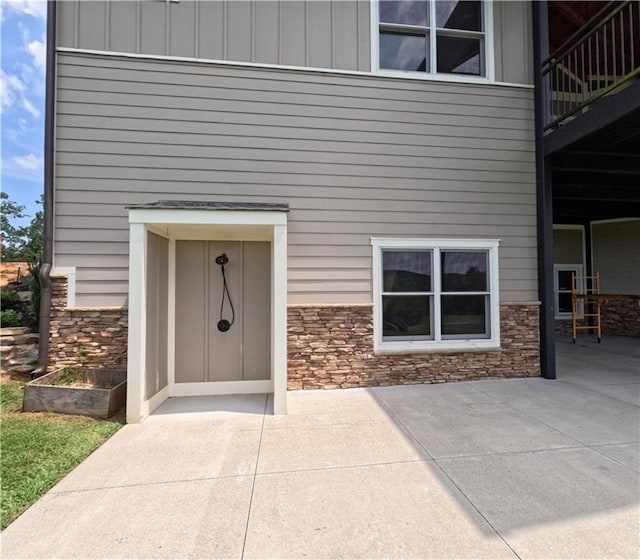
left=436, top=36, right=481, bottom=75
left=380, top=0, right=429, bottom=26
left=380, top=33, right=429, bottom=72
left=436, top=0, right=482, bottom=31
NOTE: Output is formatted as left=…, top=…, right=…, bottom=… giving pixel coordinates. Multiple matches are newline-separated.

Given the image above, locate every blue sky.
left=1, top=0, right=47, bottom=226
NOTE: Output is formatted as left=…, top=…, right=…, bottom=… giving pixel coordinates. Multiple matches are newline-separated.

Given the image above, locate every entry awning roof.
left=126, top=200, right=289, bottom=212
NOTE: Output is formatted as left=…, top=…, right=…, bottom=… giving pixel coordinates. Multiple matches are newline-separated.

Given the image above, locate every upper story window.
left=376, top=0, right=490, bottom=78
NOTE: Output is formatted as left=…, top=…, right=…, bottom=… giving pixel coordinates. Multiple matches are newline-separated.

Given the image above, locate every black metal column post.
left=533, top=0, right=556, bottom=379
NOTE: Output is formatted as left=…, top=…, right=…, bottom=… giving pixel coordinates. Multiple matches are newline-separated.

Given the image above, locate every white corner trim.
left=272, top=223, right=288, bottom=415
left=141, top=385, right=170, bottom=420
left=56, top=46, right=534, bottom=90
left=126, top=223, right=147, bottom=424
left=484, top=0, right=496, bottom=82
left=370, top=0, right=379, bottom=76
left=167, top=239, right=176, bottom=387
left=50, top=266, right=76, bottom=308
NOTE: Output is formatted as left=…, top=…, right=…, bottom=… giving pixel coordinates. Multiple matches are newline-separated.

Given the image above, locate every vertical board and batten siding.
left=145, top=232, right=168, bottom=399
left=175, top=241, right=271, bottom=383
left=492, top=0, right=533, bottom=85
left=54, top=52, right=537, bottom=306
left=56, top=0, right=371, bottom=73
left=56, top=0, right=534, bottom=85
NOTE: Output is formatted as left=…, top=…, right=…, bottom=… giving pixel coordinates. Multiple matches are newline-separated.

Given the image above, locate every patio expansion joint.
left=432, top=444, right=588, bottom=462
left=369, top=391, right=523, bottom=560
left=253, top=458, right=434, bottom=478
left=48, top=472, right=257, bottom=496
left=467, top=382, right=640, bottom=470
left=467, top=382, right=594, bottom=448
left=555, top=379, right=640, bottom=408
left=586, top=442, right=640, bottom=473
left=240, top=394, right=268, bottom=560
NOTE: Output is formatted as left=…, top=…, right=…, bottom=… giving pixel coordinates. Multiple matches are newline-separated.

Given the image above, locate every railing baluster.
left=613, top=14, right=617, bottom=78
left=542, top=1, right=639, bottom=131
left=563, top=64, right=567, bottom=119
left=581, top=42, right=586, bottom=106
left=588, top=35, right=593, bottom=107
left=630, top=3, right=635, bottom=71
left=620, top=9, right=625, bottom=75
left=571, top=51, right=578, bottom=112
left=604, top=21, right=608, bottom=86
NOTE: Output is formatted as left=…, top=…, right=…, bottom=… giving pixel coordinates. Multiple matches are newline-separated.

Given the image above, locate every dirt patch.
left=0, top=262, right=30, bottom=288
left=0, top=371, right=32, bottom=384
left=50, top=368, right=99, bottom=388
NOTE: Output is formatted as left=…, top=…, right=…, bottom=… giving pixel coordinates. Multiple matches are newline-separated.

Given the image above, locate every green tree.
left=0, top=192, right=27, bottom=260
left=1, top=193, right=44, bottom=325
left=0, top=193, right=43, bottom=265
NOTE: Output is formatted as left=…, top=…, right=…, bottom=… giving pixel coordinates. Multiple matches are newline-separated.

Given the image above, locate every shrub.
left=0, top=309, right=23, bottom=327
left=0, top=290, right=21, bottom=310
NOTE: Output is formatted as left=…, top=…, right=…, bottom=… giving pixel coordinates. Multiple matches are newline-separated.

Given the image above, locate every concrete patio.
left=2, top=336, right=639, bottom=559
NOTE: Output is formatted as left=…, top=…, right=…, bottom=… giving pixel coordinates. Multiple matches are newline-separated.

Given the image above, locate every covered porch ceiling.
left=549, top=101, right=640, bottom=224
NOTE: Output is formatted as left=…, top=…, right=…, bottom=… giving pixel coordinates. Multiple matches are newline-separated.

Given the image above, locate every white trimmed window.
left=371, top=238, right=500, bottom=353
left=554, top=264, right=584, bottom=320
left=374, top=0, right=491, bottom=78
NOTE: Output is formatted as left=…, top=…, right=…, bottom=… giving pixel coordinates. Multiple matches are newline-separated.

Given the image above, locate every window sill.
left=373, top=69, right=498, bottom=87
left=374, top=339, right=501, bottom=355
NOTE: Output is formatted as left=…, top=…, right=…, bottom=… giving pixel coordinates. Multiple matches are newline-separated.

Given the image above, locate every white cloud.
left=27, top=39, right=46, bottom=70
left=0, top=69, right=40, bottom=117
left=1, top=0, right=47, bottom=21
left=22, top=97, right=40, bottom=118
left=12, top=153, right=43, bottom=170
left=0, top=69, right=26, bottom=112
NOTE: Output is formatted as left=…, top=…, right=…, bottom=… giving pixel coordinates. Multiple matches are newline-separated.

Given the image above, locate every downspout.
left=32, top=0, right=57, bottom=378
left=532, top=0, right=556, bottom=379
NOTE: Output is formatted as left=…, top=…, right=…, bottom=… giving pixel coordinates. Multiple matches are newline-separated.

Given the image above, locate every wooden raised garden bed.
left=23, top=368, right=126, bottom=419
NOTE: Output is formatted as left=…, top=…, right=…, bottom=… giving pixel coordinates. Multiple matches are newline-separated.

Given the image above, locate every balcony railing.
left=542, top=0, right=640, bottom=131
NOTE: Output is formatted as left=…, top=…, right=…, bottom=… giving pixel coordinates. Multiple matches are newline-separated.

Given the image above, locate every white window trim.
left=370, top=0, right=495, bottom=83
left=554, top=264, right=584, bottom=320
left=371, top=238, right=500, bottom=353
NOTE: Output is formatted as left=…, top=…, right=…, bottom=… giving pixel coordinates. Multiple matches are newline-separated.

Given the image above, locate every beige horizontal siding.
left=54, top=53, right=537, bottom=306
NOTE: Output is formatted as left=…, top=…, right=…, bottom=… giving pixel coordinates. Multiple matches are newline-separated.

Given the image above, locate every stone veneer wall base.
left=49, top=276, right=128, bottom=370
left=287, top=303, right=540, bottom=390
left=48, top=277, right=541, bottom=388
left=554, top=299, right=640, bottom=338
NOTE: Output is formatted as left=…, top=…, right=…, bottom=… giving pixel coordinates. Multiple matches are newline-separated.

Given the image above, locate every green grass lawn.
left=0, top=378, right=123, bottom=529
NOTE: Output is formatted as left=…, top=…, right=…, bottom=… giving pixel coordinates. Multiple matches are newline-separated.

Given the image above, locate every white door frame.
left=127, top=209, right=288, bottom=423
